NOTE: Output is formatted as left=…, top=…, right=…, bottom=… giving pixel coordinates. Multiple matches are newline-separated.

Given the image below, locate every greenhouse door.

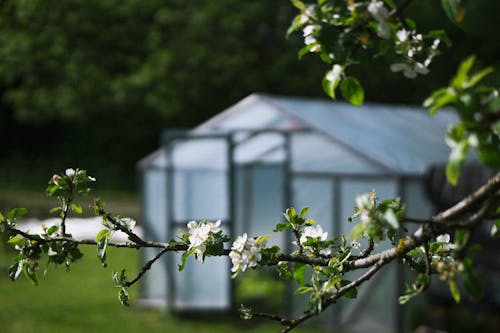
left=167, top=136, right=232, bottom=311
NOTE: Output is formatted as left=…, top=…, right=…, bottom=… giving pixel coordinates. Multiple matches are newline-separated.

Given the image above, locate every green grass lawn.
left=0, top=246, right=326, bottom=333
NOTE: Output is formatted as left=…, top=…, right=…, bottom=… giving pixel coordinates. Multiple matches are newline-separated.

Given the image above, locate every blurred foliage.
left=0, top=0, right=499, bottom=189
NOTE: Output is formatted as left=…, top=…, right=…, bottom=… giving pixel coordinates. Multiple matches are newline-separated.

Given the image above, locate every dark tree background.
left=0, top=0, right=498, bottom=189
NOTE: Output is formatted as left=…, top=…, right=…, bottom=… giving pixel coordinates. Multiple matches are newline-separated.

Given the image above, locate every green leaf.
left=467, top=67, right=494, bottom=88
left=424, top=87, right=457, bottom=115
left=0, top=211, right=5, bottom=223
left=293, top=262, right=307, bottom=286
left=491, top=219, right=500, bottom=238
left=287, top=14, right=305, bottom=37
left=440, top=0, right=462, bottom=25
left=71, top=204, right=83, bottom=214
left=274, top=222, right=290, bottom=232
left=449, top=279, right=461, bottom=303
left=118, top=287, right=130, bottom=306
left=178, top=251, right=190, bottom=271
left=97, top=234, right=109, bottom=267
left=452, top=55, right=475, bottom=89
left=7, top=208, right=28, bottom=222
left=406, top=248, right=423, bottom=256
left=118, top=217, right=136, bottom=231
left=96, top=228, right=111, bottom=242
left=299, top=207, right=310, bottom=218
left=23, top=263, right=38, bottom=286
left=46, top=225, right=59, bottom=235
left=49, top=207, right=62, bottom=214
left=340, top=77, right=364, bottom=106
left=298, top=43, right=319, bottom=59
left=8, top=235, right=25, bottom=244
left=290, top=0, right=306, bottom=11
left=296, top=286, right=314, bottom=294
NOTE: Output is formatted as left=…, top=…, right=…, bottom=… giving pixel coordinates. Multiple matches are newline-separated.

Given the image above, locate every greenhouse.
left=137, top=93, right=458, bottom=332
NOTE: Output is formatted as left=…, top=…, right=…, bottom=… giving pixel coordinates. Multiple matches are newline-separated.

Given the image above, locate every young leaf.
left=340, top=77, right=364, bottom=106
left=440, top=0, right=462, bottom=25
left=118, top=217, right=136, bottom=231
left=23, top=263, right=38, bottom=286
left=449, top=279, right=461, bottom=303
left=118, top=287, right=130, bottom=306
left=293, top=262, right=307, bottom=286
left=299, top=207, right=310, bottom=218
left=71, top=204, right=83, bottom=214
left=97, top=234, right=109, bottom=267
left=7, top=208, right=28, bottom=222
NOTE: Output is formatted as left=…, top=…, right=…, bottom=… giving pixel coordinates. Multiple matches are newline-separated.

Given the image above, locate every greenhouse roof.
left=192, top=93, right=457, bottom=175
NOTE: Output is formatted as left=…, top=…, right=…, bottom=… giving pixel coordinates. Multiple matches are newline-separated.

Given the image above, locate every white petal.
left=414, top=62, right=429, bottom=75
left=390, top=63, right=407, bottom=72
left=436, top=234, right=450, bottom=243
left=403, top=67, right=417, bottom=79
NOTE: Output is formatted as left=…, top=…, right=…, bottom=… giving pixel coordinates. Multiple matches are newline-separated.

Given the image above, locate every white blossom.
left=300, top=224, right=328, bottom=244
left=436, top=234, right=450, bottom=243
left=390, top=62, right=429, bottom=79
left=229, top=233, right=265, bottom=274
left=367, top=1, right=388, bottom=22
left=302, top=24, right=320, bottom=52
left=326, top=64, right=344, bottom=82
left=65, top=168, right=76, bottom=177
left=396, top=29, right=409, bottom=42
left=436, top=233, right=455, bottom=251
left=299, top=224, right=331, bottom=256
left=367, top=1, right=391, bottom=39
left=186, top=220, right=221, bottom=262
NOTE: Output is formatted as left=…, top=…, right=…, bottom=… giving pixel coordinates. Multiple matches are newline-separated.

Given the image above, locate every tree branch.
left=432, top=172, right=500, bottom=222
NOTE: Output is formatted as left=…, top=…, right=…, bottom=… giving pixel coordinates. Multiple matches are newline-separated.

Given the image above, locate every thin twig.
left=126, top=247, right=170, bottom=287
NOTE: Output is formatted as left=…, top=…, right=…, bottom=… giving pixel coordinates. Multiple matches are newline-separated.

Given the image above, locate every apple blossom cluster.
left=229, top=233, right=267, bottom=276
left=431, top=234, right=463, bottom=281
left=51, top=168, right=96, bottom=186
left=186, top=220, right=221, bottom=262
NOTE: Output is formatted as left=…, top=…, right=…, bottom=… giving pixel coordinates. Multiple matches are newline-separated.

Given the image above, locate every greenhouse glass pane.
left=403, top=179, right=435, bottom=219
left=173, top=170, right=228, bottom=221
left=336, top=264, right=398, bottom=333
left=291, top=133, right=384, bottom=174
left=171, top=138, right=227, bottom=171
left=234, top=132, right=285, bottom=165
left=292, top=177, right=334, bottom=236
left=143, top=169, right=168, bottom=241
left=245, top=166, right=285, bottom=248
left=172, top=225, right=231, bottom=310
